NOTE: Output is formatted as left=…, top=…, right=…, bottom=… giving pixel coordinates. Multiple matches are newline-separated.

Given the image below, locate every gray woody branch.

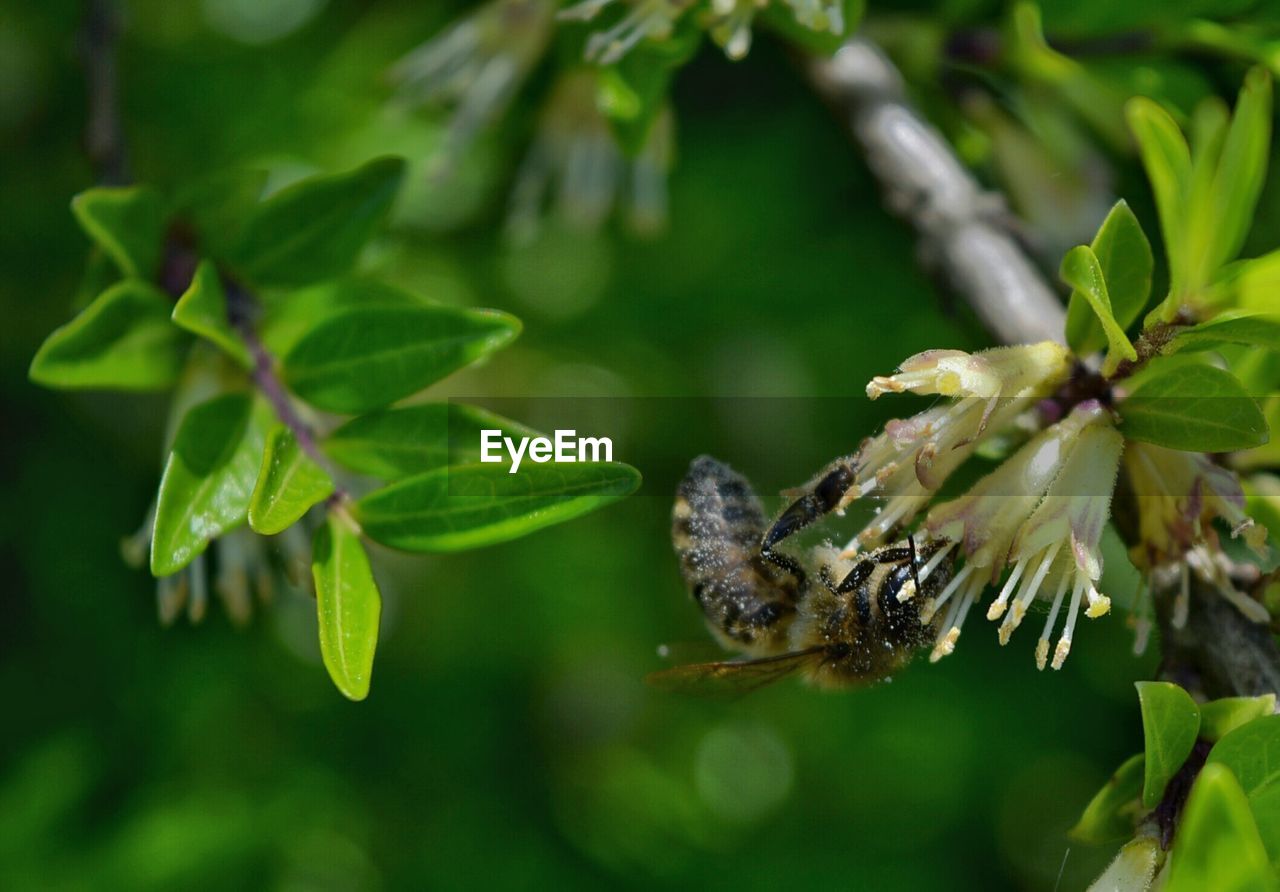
left=808, top=39, right=1066, bottom=347
left=808, top=38, right=1280, bottom=699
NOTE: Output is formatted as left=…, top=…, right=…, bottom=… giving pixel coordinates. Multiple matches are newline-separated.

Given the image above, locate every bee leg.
left=835, top=559, right=875, bottom=594
left=760, top=463, right=855, bottom=557
left=761, top=549, right=807, bottom=592
left=835, top=545, right=912, bottom=594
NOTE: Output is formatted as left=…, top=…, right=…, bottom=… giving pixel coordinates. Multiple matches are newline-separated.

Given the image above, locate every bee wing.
left=645, top=648, right=827, bottom=697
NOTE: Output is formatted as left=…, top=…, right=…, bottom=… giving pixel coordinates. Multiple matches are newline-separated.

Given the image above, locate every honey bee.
left=656, top=455, right=955, bottom=693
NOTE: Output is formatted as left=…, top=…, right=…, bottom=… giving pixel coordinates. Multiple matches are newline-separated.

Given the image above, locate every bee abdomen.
left=673, top=456, right=803, bottom=655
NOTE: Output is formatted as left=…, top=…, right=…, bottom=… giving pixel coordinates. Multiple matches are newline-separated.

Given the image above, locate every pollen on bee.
left=896, top=578, right=917, bottom=603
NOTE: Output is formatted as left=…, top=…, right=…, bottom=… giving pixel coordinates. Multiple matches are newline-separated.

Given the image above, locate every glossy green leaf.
left=1060, top=245, right=1137, bottom=375
left=1164, top=764, right=1276, bottom=892
left=311, top=514, right=381, bottom=701
left=1120, top=361, right=1268, bottom=452
left=1200, top=696, right=1277, bottom=743
left=1209, top=67, right=1272, bottom=272
left=1208, top=715, right=1280, bottom=863
left=258, top=278, right=425, bottom=356
left=1070, top=753, right=1147, bottom=844
left=1184, top=97, right=1230, bottom=293
left=152, top=394, right=270, bottom=576
left=283, top=304, right=521, bottom=414
left=1066, top=200, right=1153, bottom=356
left=171, top=259, right=251, bottom=368
left=230, top=157, right=404, bottom=288
left=324, top=403, right=541, bottom=479
left=1136, top=681, right=1201, bottom=808
left=248, top=426, right=334, bottom=535
left=70, top=185, right=167, bottom=279
left=354, top=461, right=641, bottom=552
left=29, top=281, right=186, bottom=391
left=1126, top=97, right=1191, bottom=301
left=1166, top=312, right=1280, bottom=356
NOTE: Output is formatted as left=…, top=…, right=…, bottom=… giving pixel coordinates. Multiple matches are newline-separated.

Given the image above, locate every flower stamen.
left=922, top=561, right=976, bottom=623
left=918, top=540, right=957, bottom=584
left=1052, top=576, right=1088, bottom=670
left=1037, top=573, right=1071, bottom=670
left=999, top=542, right=1061, bottom=644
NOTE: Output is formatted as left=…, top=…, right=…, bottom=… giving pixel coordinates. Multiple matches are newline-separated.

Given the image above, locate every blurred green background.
left=0, top=0, right=1201, bottom=888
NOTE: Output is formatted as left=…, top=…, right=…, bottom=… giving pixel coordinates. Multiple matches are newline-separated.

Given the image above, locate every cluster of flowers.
left=560, top=0, right=846, bottom=62
left=390, top=0, right=846, bottom=239
left=843, top=343, right=1267, bottom=669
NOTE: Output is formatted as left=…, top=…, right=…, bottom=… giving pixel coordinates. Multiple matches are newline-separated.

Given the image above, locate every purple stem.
left=224, top=281, right=332, bottom=474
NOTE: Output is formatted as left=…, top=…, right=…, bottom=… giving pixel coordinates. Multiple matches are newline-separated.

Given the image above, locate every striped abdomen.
left=672, top=456, right=804, bottom=656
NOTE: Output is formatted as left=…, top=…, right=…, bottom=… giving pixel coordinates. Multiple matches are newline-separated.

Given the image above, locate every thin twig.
left=83, top=0, right=129, bottom=185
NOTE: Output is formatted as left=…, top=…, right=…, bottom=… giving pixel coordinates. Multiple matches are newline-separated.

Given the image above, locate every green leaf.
left=324, top=403, right=541, bottom=479
left=1065, top=201, right=1153, bottom=356
left=1125, top=97, right=1191, bottom=302
left=283, top=304, right=521, bottom=414
left=169, top=169, right=267, bottom=257
left=151, top=394, right=270, bottom=576
left=1164, top=764, right=1276, bottom=892
left=1166, top=312, right=1280, bottom=356
left=1060, top=244, right=1138, bottom=375
left=1208, top=715, right=1280, bottom=863
left=171, top=259, right=251, bottom=368
left=1120, top=361, right=1268, bottom=452
left=311, top=514, right=381, bottom=701
left=230, top=157, right=404, bottom=288
left=1136, top=680, right=1202, bottom=808
left=354, top=461, right=641, bottom=552
left=1070, top=753, right=1147, bottom=844
left=259, top=277, right=426, bottom=357
left=1200, top=696, right=1277, bottom=743
left=1209, top=67, right=1272, bottom=272
left=1184, top=97, right=1230, bottom=293
left=70, top=185, right=167, bottom=279
left=248, top=426, right=334, bottom=535
left=29, top=281, right=186, bottom=391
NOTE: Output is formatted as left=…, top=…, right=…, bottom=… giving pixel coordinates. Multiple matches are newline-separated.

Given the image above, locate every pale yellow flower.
left=919, top=402, right=1123, bottom=667
left=841, top=342, right=1070, bottom=550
